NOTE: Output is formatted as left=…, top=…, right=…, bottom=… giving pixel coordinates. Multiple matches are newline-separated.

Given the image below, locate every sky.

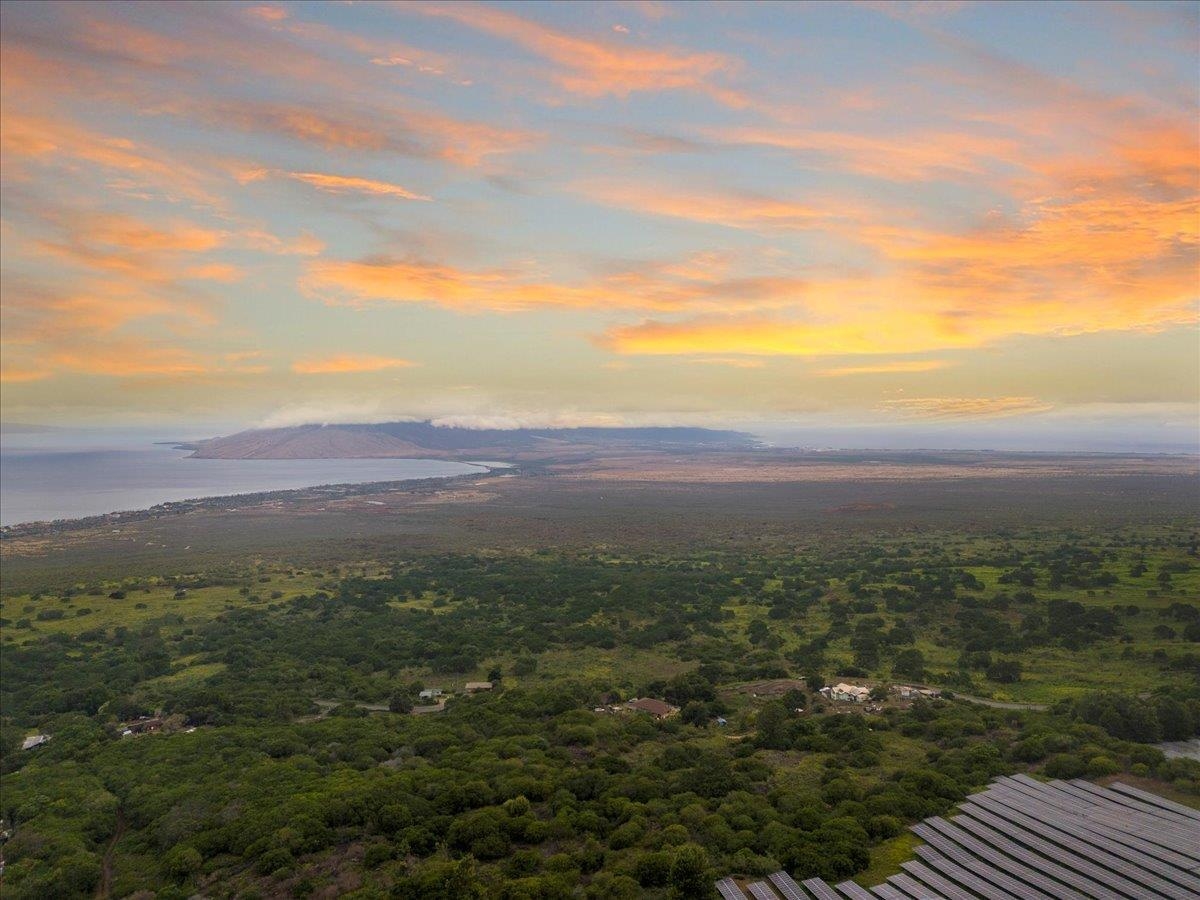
left=1, top=0, right=1197, bottom=449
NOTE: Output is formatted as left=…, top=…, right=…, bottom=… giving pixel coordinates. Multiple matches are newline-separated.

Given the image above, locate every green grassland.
left=1, top=466, right=1198, bottom=899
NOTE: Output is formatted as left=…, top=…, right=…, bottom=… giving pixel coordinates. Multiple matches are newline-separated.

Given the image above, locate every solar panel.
left=888, top=872, right=947, bottom=899
left=958, top=801, right=1174, bottom=900
left=993, top=779, right=1200, bottom=862
left=768, top=871, right=810, bottom=900
left=717, top=877, right=751, bottom=900
left=1108, top=781, right=1200, bottom=822
left=897, top=860, right=977, bottom=900
left=801, top=878, right=843, bottom=900
left=712, top=778, right=1200, bottom=900
left=748, top=881, right=781, bottom=900
left=832, top=881, right=877, bottom=900
left=914, top=845, right=1054, bottom=900
left=1049, top=779, right=1198, bottom=832
left=980, top=785, right=1200, bottom=891
left=922, top=814, right=1122, bottom=900
left=1026, top=779, right=1200, bottom=853
left=911, top=820, right=1090, bottom=900
left=964, top=797, right=1186, bottom=900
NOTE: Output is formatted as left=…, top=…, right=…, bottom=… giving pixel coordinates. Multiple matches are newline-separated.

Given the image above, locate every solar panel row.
left=1066, top=778, right=1198, bottom=828
left=958, top=800, right=1173, bottom=900
left=910, top=820, right=1090, bottom=900
left=801, top=877, right=844, bottom=900
left=1107, top=781, right=1200, bottom=822
left=994, top=777, right=1200, bottom=863
left=768, top=870, right=810, bottom=900
left=714, top=778, right=1199, bottom=900
left=832, top=880, right=876, bottom=900
left=978, top=786, right=1200, bottom=894
left=967, top=796, right=1189, bottom=900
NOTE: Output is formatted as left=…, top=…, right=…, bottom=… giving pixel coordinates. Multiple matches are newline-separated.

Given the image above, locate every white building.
left=830, top=683, right=871, bottom=703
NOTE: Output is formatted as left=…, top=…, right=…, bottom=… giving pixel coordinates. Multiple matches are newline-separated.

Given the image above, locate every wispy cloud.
left=292, top=354, right=420, bottom=374
left=816, top=360, right=952, bottom=377
left=688, top=357, right=766, bottom=369
left=878, top=396, right=1053, bottom=420
left=240, top=168, right=432, bottom=201
left=414, top=3, right=741, bottom=103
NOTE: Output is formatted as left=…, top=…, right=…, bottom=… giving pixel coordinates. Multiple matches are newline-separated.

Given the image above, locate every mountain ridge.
left=184, top=421, right=760, bottom=460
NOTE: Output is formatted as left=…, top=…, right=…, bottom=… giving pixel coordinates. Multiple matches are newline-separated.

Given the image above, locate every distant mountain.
left=185, top=421, right=759, bottom=459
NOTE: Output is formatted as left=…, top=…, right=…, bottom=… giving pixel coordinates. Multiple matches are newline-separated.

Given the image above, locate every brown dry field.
left=546, top=450, right=1198, bottom=482
left=2, top=450, right=1197, bottom=592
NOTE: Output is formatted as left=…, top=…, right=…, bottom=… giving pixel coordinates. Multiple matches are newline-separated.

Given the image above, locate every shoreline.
left=0, top=464, right=513, bottom=539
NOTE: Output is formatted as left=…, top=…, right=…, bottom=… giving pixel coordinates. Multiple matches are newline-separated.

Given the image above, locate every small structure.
left=624, top=697, right=679, bottom=719
left=418, top=688, right=444, bottom=701
left=120, top=717, right=164, bottom=736
left=20, top=734, right=49, bottom=751
left=830, top=683, right=871, bottom=703
left=464, top=681, right=493, bottom=693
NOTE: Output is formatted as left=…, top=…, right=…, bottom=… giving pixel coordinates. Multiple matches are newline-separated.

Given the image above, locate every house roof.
left=625, top=698, right=676, bottom=717
left=832, top=683, right=871, bottom=695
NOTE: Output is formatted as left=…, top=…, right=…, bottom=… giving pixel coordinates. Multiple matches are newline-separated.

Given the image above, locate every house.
left=419, top=689, right=444, bottom=701
left=464, top=681, right=493, bottom=693
left=830, top=683, right=872, bottom=703
left=624, top=698, right=679, bottom=719
left=20, top=734, right=49, bottom=751
left=121, top=717, right=164, bottom=736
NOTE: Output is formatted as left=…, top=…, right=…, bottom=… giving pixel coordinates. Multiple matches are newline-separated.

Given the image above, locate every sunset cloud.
left=243, top=169, right=433, bottom=201
left=0, top=2, right=1194, bottom=437
left=878, top=396, right=1053, bottom=420
left=415, top=3, right=739, bottom=102
left=0, top=365, right=52, bottom=384
left=292, top=354, right=419, bottom=375
left=688, top=357, right=766, bottom=369
left=301, top=255, right=810, bottom=314
left=816, top=360, right=952, bottom=377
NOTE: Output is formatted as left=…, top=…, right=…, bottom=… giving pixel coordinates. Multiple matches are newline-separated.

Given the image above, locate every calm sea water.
left=0, top=446, right=484, bottom=526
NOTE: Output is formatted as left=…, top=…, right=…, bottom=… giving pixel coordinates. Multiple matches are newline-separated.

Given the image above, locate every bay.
left=0, top=445, right=484, bottom=526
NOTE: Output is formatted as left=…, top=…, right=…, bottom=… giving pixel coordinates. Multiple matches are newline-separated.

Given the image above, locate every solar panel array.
left=713, top=778, right=1200, bottom=899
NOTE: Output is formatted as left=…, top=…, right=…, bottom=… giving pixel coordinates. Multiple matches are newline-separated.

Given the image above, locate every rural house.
left=624, top=698, right=679, bottom=719
left=830, top=683, right=871, bottom=703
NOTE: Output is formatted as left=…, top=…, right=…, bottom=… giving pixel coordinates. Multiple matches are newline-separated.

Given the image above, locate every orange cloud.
left=878, top=396, right=1053, bottom=420
left=189, top=99, right=534, bottom=169
left=292, top=354, right=419, bottom=374
left=0, top=365, right=51, bottom=383
left=0, top=112, right=219, bottom=205
left=416, top=3, right=738, bottom=102
left=576, top=181, right=864, bottom=233
left=688, top=357, right=766, bottom=369
left=277, top=171, right=432, bottom=201
left=245, top=5, right=289, bottom=22
left=301, top=255, right=808, bottom=313
left=715, top=127, right=1023, bottom=181
left=816, top=360, right=952, bottom=377
left=48, top=342, right=208, bottom=377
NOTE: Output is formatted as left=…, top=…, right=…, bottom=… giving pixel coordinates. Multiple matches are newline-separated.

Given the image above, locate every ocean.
left=0, top=444, right=484, bottom=526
